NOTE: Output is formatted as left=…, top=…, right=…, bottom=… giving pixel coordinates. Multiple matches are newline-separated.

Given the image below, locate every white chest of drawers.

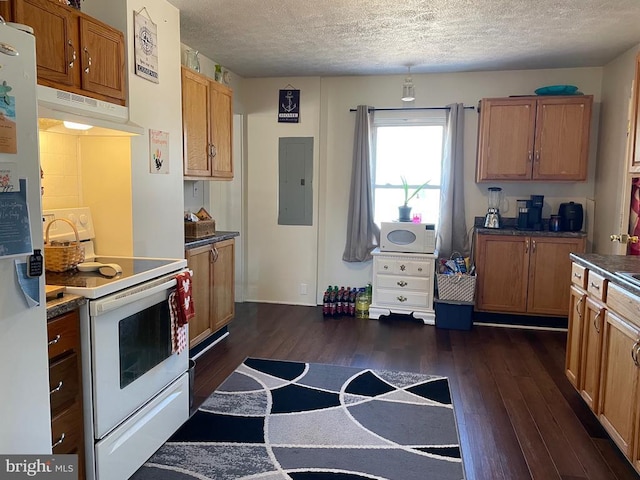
left=369, top=248, right=436, bottom=324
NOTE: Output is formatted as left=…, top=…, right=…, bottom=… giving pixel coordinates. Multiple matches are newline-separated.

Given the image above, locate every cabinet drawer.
left=587, top=272, right=608, bottom=302
left=49, top=353, right=80, bottom=417
left=607, top=283, right=640, bottom=329
left=51, top=402, right=83, bottom=455
left=376, top=289, right=430, bottom=308
left=377, top=275, right=430, bottom=292
left=376, top=258, right=432, bottom=277
left=47, top=311, right=79, bottom=360
left=571, top=263, right=587, bottom=289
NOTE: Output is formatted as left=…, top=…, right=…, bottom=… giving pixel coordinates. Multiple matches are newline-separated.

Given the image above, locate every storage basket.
left=436, top=273, right=476, bottom=302
left=184, top=219, right=215, bottom=239
left=44, top=218, right=85, bottom=272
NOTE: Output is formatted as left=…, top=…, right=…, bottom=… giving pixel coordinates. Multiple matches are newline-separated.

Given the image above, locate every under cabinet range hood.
left=37, top=85, right=144, bottom=136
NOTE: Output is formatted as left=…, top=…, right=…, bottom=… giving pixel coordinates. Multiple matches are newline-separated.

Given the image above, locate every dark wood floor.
left=192, top=302, right=639, bottom=480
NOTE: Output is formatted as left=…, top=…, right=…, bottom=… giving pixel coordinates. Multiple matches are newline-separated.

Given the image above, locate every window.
left=372, top=111, right=445, bottom=226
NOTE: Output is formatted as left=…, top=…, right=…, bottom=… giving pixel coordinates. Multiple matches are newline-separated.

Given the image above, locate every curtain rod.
left=349, top=106, right=475, bottom=112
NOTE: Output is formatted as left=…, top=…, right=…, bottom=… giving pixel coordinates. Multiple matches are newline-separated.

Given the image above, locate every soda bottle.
left=322, top=286, right=331, bottom=316
left=330, top=286, right=338, bottom=316
left=337, top=286, right=345, bottom=314
left=349, top=287, right=357, bottom=316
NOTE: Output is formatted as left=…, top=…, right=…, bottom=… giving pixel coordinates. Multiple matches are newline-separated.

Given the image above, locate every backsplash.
left=39, top=131, right=81, bottom=210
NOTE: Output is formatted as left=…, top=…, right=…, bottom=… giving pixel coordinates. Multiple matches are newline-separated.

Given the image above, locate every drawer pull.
left=397, top=281, right=407, bottom=287
left=633, top=341, right=640, bottom=367
left=573, top=272, right=582, bottom=279
left=399, top=264, right=406, bottom=272
left=50, top=381, right=63, bottom=395
left=417, top=267, right=423, bottom=272
left=590, top=282, right=601, bottom=290
left=48, top=334, right=61, bottom=346
left=576, top=296, right=584, bottom=318
left=397, top=295, right=407, bottom=302
left=383, top=265, right=389, bottom=270
left=52, top=433, right=65, bottom=449
left=593, top=309, right=603, bottom=333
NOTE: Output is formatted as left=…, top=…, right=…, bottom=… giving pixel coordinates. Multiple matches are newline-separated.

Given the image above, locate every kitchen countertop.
left=570, top=253, right=640, bottom=297
left=46, top=292, right=86, bottom=320
left=474, top=216, right=587, bottom=238
left=185, top=230, right=240, bottom=249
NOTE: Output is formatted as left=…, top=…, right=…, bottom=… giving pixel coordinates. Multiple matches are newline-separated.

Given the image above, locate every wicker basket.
left=436, top=273, right=476, bottom=302
left=185, top=219, right=215, bottom=239
left=44, top=218, right=85, bottom=272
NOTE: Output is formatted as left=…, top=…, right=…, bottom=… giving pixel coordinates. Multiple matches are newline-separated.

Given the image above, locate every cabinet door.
left=79, top=17, right=125, bottom=101
left=475, top=234, right=529, bottom=312
left=566, top=285, right=586, bottom=388
left=579, top=297, right=605, bottom=412
left=186, top=245, right=213, bottom=347
left=527, top=236, right=586, bottom=315
left=598, top=310, right=640, bottom=457
left=211, top=239, right=235, bottom=331
left=210, top=81, right=233, bottom=179
left=476, top=98, right=536, bottom=181
left=182, top=68, right=212, bottom=177
left=16, top=0, right=80, bottom=87
left=533, top=96, right=592, bottom=180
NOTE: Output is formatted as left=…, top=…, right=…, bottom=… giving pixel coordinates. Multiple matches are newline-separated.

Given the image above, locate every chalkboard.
left=0, top=179, right=33, bottom=258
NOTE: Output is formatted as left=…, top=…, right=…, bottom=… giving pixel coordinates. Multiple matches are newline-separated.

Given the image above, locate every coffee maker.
left=517, top=194, right=544, bottom=230
left=484, top=187, right=502, bottom=229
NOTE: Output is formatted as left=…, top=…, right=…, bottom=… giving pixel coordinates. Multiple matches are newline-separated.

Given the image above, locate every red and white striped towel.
left=169, top=291, right=188, bottom=354
left=168, top=271, right=195, bottom=354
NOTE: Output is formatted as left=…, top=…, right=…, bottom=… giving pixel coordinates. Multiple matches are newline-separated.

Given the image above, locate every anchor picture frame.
left=278, top=85, right=300, bottom=123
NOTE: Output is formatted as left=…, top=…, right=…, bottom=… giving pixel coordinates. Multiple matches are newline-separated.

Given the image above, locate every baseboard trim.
left=473, top=322, right=567, bottom=332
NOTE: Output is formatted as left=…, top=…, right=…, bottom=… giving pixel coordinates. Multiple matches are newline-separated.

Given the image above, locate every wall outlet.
left=192, top=182, right=200, bottom=198
left=299, top=283, right=308, bottom=295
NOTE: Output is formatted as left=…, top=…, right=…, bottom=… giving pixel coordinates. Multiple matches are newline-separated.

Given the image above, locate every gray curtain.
left=437, top=103, right=469, bottom=258
left=343, top=105, right=380, bottom=262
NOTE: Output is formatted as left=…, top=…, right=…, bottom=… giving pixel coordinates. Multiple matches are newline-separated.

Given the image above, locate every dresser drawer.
left=49, top=353, right=80, bottom=417
left=47, top=310, right=79, bottom=360
left=586, top=271, right=607, bottom=302
left=377, top=275, right=430, bottom=292
left=571, top=263, right=587, bottom=289
left=376, top=258, right=433, bottom=277
left=375, top=289, right=430, bottom=308
left=51, top=402, right=83, bottom=455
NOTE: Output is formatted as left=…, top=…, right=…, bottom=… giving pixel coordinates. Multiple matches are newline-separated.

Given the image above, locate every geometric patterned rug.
left=132, top=358, right=465, bottom=480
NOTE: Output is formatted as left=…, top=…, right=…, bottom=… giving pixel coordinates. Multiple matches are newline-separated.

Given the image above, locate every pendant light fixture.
left=401, top=66, right=415, bottom=102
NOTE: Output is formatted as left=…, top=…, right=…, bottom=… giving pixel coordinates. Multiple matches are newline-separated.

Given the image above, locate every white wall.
left=242, top=68, right=603, bottom=304
left=84, top=0, right=184, bottom=259
left=594, top=45, right=640, bottom=254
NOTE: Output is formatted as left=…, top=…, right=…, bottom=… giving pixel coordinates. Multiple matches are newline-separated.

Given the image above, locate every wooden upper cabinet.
left=181, top=67, right=233, bottom=180
left=476, top=95, right=592, bottom=181
left=13, top=0, right=125, bottom=104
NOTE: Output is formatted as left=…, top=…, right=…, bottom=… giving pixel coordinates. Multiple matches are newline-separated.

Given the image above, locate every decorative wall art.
left=278, top=85, right=300, bottom=123
left=134, top=7, right=159, bottom=84
left=149, top=129, right=169, bottom=174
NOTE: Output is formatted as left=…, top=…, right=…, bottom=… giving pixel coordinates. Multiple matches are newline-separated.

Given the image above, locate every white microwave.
left=379, top=222, right=436, bottom=253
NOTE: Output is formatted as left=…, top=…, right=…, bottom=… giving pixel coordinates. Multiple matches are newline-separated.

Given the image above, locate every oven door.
left=89, top=273, right=189, bottom=439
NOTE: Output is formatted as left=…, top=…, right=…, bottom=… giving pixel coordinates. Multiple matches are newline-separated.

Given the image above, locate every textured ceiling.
left=166, top=0, right=640, bottom=78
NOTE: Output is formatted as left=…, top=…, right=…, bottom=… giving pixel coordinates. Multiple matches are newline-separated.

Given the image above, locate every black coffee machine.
left=517, top=195, right=544, bottom=230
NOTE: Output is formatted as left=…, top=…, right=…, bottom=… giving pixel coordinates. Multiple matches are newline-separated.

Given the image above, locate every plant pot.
left=398, top=205, right=412, bottom=222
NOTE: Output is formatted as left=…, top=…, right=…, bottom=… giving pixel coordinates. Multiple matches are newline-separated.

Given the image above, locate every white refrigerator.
left=0, top=23, right=51, bottom=453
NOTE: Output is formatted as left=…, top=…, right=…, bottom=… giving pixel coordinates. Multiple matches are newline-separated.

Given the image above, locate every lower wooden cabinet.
left=475, top=233, right=585, bottom=316
left=47, top=309, right=85, bottom=478
left=579, top=297, right=605, bottom=411
left=186, top=238, right=235, bottom=348
left=565, top=285, right=586, bottom=387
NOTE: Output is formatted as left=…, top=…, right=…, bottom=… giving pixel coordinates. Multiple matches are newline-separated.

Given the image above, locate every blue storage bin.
left=434, top=297, right=474, bottom=330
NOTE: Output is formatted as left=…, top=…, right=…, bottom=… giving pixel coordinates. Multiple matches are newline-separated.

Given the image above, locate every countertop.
left=570, top=253, right=640, bottom=297
left=185, top=230, right=239, bottom=249
left=46, top=292, right=86, bottom=320
left=474, top=216, right=587, bottom=238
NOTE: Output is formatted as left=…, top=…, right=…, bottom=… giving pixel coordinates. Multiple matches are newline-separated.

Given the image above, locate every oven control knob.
left=68, top=214, right=77, bottom=225
left=79, top=214, right=88, bottom=226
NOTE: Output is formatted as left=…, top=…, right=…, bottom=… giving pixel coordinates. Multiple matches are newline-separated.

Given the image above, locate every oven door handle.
left=90, top=277, right=178, bottom=316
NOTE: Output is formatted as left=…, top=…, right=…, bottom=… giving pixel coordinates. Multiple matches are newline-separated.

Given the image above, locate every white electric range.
left=43, top=207, right=190, bottom=480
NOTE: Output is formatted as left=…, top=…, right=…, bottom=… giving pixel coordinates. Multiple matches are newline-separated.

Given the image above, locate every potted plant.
left=399, top=176, right=429, bottom=222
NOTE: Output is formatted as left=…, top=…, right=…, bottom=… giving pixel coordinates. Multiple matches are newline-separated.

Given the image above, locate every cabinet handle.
left=532, top=239, right=536, bottom=253
left=399, top=264, right=406, bottom=272
left=417, top=267, right=423, bottom=272
left=527, top=151, right=532, bottom=163
left=383, top=265, right=389, bottom=270
left=573, top=272, right=582, bottom=279
left=52, top=433, right=65, bottom=449
left=210, top=143, right=217, bottom=158
left=396, top=295, right=407, bottom=302
left=209, top=246, right=215, bottom=263
left=525, top=238, right=529, bottom=254
left=212, top=247, right=219, bottom=262
left=50, top=381, right=63, bottom=395
left=632, top=341, right=640, bottom=367
left=83, top=47, right=92, bottom=74
left=534, top=151, right=540, bottom=163
left=575, top=296, right=584, bottom=318
left=48, top=334, right=61, bottom=346
left=397, top=280, right=407, bottom=287
left=590, top=282, right=600, bottom=290
left=67, top=40, right=76, bottom=68
left=593, top=309, right=603, bottom=333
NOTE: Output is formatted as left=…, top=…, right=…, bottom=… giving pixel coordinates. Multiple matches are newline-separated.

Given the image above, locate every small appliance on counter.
left=484, top=187, right=502, bottom=229
left=516, top=194, right=544, bottom=230
left=558, top=202, right=584, bottom=231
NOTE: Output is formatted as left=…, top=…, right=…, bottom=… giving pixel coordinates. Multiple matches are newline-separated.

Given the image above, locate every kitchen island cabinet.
left=185, top=235, right=237, bottom=349
left=475, top=231, right=585, bottom=316
left=9, top=0, right=126, bottom=104
left=181, top=67, right=233, bottom=180
left=476, top=95, right=592, bottom=181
